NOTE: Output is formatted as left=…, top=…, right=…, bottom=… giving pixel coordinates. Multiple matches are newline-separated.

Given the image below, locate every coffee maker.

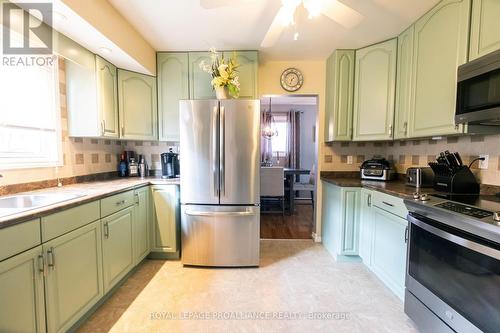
left=161, top=149, right=180, bottom=178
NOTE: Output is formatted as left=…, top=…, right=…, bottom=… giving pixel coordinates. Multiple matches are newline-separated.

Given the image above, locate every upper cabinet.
left=394, top=26, right=414, bottom=140
left=223, top=51, right=258, bottom=99
left=189, top=52, right=217, bottom=100
left=157, top=53, right=189, bottom=142
left=408, top=0, right=470, bottom=138
left=353, top=39, right=397, bottom=141
left=469, top=0, right=500, bottom=60
left=117, top=69, right=158, bottom=141
left=96, top=56, right=119, bottom=138
left=324, top=50, right=355, bottom=142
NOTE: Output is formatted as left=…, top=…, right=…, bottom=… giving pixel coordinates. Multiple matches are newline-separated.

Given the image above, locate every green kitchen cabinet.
left=150, top=185, right=180, bottom=256
left=96, top=55, right=119, bottom=138
left=157, top=52, right=189, bottom=141
left=394, top=26, right=414, bottom=140
left=353, top=39, right=397, bottom=141
left=101, top=206, right=134, bottom=292
left=358, top=189, right=373, bottom=267
left=469, top=0, right=500, bottom=60
left=44, top=221, right=104, bottom=333
left=324, top=50, right=355, bottom=142
left=370, top=206, right=408, bottom=300
left=223, top=51, right=258, bottom=99
left=0, top=246, right=46, bottom=333
left=321, top=182, right=360, bottom=260
left=409, top=0, right=470, bottom=137
left=189, top=52, right=217, bottom=100
left=117, top=69, right=158, bottom=140
left=133, top=186, right=150, bottom=265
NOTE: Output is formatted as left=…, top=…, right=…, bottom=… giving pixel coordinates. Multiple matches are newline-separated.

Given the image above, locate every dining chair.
left=294, top=164, right=315, bottom=209
left=260, top=167, right=285, bottom=216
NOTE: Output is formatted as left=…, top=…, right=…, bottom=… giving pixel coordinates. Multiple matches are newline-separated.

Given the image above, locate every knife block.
left=428, top=163, right=480, bottom=194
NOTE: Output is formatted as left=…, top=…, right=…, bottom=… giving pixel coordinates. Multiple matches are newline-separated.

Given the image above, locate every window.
left=0, top=34, right=61, bottom=169
left=271, top=114, right=288, bottom=155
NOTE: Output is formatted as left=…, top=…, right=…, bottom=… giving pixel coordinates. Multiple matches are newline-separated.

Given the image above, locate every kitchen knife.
left=444, top=151, right=458, bottom=168
left=454, top=152, right=463, bottom=166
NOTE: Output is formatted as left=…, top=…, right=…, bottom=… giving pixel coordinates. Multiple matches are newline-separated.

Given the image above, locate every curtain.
left=286, top=110, right=301, bottom=169
left=261, top=111, right=273, bottom=163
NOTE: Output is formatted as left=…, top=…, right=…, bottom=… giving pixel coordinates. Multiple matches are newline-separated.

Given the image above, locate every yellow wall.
left=61, top=0, right=156, bottom=74
left=258, top=60, right=326, bottom=240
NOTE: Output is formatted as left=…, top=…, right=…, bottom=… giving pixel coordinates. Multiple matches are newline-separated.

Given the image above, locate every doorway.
left=259, top=94, right=318, bottom=239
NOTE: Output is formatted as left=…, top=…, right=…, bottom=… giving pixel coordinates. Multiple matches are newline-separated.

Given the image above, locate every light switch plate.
left=347, top=155, right=354, bottom=165
left=479, top=154, right=489, bottom=169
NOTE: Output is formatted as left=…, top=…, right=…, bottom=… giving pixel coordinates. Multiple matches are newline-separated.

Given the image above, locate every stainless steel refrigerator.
left=179, top=99, right=260, bottom=267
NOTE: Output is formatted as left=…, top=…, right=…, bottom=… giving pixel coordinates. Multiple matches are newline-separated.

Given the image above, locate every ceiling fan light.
left=303, top=0, right=322, bottom=18
left=277, top=6, right=296, bottom=26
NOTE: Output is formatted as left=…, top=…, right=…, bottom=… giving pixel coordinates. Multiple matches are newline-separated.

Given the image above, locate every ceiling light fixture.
left=303, top=0, right=322, bottom=18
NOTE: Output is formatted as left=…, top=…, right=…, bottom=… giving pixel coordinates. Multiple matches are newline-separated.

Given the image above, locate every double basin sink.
left=0, top=193, right=85, bottom=219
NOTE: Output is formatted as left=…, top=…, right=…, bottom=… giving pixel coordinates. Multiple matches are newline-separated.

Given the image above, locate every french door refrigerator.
left=179, top=99, right=260, bottom=267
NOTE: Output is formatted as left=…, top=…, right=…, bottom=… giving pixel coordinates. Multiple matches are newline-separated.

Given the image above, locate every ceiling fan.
left=200, top=0, right=364, bottom=47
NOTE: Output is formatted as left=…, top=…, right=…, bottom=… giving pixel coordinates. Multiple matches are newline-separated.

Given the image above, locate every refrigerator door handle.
left=212, top=105, right=219, bottom=198
left=184, top=210, right=256, bottom=217
left=219, top=105, right=226, bottom=197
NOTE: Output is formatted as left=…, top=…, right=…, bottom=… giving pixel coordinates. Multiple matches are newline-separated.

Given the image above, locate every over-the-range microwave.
left=456, top=49, right=500, bottom=125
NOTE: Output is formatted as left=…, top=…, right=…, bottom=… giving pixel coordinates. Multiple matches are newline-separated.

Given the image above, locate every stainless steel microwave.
left=456, top=49, right=500, bottom=125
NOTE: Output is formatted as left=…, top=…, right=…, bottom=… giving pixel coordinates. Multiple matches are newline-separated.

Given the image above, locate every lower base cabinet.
left=358, top=189, right=373, bottom=267
left=102, top=206, right=134, bottom=292
left=370, top=206, right=408, bottom=300
left=150, top=185, right=180, bottom=256
left=44, top=221, right=103, bottom=333
left=0, top=246, right=46, bottom=333
left=133, top=187, right=150, bottom=265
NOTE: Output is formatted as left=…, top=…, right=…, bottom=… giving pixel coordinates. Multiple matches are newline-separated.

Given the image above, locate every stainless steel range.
left=404, top=194, right=500, bottom=333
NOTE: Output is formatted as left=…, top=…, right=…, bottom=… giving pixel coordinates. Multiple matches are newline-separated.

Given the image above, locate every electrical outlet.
left=347, top=155, right=354, bottom=165
left=479, top=154, right=489, bottom=169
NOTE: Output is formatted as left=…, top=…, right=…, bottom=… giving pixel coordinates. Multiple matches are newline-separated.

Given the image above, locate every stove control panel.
left=435, top=201, right=493, bottom=219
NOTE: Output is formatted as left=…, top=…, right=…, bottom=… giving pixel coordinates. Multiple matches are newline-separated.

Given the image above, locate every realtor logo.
left=2, top=2, right=52, bottom=54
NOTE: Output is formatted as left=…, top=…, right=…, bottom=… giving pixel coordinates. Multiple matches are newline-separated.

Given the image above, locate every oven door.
left=406, top=213, right=500, bottom=333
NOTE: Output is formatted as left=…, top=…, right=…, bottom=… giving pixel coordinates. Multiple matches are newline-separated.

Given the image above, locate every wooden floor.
left=260, top=203, right=314, bottom=239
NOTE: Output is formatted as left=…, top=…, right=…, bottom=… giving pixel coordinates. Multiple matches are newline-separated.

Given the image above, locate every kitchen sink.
left=0, top=193, right=85, bottom=218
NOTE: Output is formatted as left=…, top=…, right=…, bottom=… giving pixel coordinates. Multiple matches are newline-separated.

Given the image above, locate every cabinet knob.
left=419, top=193, right=430, bottom=201
left=412, top=192, right=420, bottom=200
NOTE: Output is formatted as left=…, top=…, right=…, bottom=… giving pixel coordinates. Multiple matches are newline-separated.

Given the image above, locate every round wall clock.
left=280, top=68, right=303, bottom=92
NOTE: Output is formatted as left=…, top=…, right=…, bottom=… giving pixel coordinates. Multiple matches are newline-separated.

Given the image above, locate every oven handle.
left=408, top=214, right=500, bottom=260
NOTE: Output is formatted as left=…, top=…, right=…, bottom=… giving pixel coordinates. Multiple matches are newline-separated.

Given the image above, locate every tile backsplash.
left=322, top=134, right=500, bottom=186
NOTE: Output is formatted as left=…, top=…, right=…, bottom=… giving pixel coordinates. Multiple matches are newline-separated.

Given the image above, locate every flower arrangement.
left=199, top=48, right=240, bottom=99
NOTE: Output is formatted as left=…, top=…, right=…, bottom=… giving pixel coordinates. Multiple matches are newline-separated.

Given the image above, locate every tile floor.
left=77, top=240, right=418, bottom=333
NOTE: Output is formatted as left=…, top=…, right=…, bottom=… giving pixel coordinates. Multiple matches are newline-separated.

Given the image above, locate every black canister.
left=161, top=150, right=178, bottom=178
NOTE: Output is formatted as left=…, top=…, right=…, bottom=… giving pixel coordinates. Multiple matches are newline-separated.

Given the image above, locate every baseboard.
left=148, top=251, right=180, bottom=260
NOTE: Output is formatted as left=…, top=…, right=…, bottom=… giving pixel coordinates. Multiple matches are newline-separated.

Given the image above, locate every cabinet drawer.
left=100, top=191, right=135, bottom=217
left=0, top=219, right=41, bottom=261
left=371, top=191, right=408, bottom=218
left=42, top=201, right=100, bottom=242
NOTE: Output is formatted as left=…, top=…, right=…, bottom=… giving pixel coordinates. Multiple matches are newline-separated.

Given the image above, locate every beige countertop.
left=0, top=177, right=180, bottom=228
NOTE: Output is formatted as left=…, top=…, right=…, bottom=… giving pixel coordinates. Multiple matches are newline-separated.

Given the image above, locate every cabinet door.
left=102, top=207, right=134, bottom=292
left=157, top=52, right=189, bottom=141
left=223, top=51, right=258, bottom=99
left=189, top=52, right=216, bottom=99
left=353, top=39, right=397, bottom=141
left=0, top=246, right=45, bottom=333
left=324, top=54, right=334, bottom=142
left=469, top=0, right=500, bottom=60
left=371, top=207, right=408, bottom=300
left=409, top=0, right=470, bottom=137
left=394, top=26, right=414, bottom=140
left=133, top=187, right=150, bottom=265
left=44, top=222, right=103, bottom=333
left=96, top=55, right=119, bottom=137
left=151, top=186, right=179, bottom=253
left=358, top=189, right=373, bottom=266
left=118, top=69, right=158, bottom=140
left=325, top=50, right=355, bottom=142
left=341, top=189, right=360, bottom=255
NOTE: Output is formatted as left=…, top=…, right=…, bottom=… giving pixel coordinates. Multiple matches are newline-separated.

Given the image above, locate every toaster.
left=406, top=167, right=434, bottom=188
left=360, top=158, right=396, bottom=181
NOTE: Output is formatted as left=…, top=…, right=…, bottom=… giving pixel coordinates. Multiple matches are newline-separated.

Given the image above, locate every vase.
left=215, top=86, right=230, bottom=99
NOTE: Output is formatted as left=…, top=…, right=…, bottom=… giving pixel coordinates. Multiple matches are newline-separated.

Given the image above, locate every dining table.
left=283, top=168, right=310, bottom=215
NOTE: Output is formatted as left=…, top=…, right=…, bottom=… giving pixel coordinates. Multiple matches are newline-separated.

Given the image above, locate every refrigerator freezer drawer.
left=181, top=205, right=260, bottom=267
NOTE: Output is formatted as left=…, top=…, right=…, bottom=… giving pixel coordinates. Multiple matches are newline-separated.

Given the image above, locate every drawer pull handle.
left=47, top=247, right=55, bottom=270
left=405, top=226, right=409, bottom=243
left=382, top=201, right=394, bottom=207
left=38, top=254, right=45, bottom=274
left=104, top=222, right=110, bottom=238
left=115, top=199, right=126, bottom=206
left=367, top=194, right=371, bottom=207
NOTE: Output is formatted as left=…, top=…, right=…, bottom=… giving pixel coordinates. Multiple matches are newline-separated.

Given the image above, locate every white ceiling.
left=108, top=0, right=440, bottom=61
